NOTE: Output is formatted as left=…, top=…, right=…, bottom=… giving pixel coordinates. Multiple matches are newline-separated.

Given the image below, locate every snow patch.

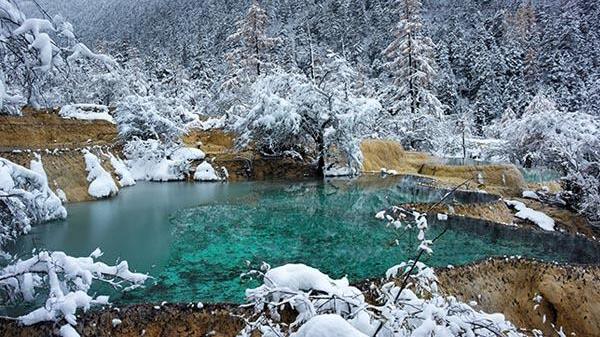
left=193, top=161, right=220, bottom=181
left=59, top=104, right=114, bottom=124
left=505, top=200, right=555, bottom=231
left=522, top=190, right=540, bottom=200
left=83, top=151, right=118, bottom=198
left=59, top=324, right=80, bottom=337
left=107, top=152, right=135, bottom=187
left=324, top=165, right=358, bottom=177
left=291, top=314, right=367, bottom=337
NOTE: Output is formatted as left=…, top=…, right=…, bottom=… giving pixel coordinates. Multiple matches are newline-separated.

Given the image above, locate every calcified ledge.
left=1, top=257, right=598, bottom=337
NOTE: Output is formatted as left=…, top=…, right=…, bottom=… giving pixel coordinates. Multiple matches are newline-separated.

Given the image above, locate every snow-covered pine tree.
left=382, top=0, right=447, bottom=151
left=383, top=0, right=443, bottom=119
left=225, top=0, right=279, bottom=79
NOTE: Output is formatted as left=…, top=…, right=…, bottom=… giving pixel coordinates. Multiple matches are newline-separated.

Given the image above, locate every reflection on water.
left=6, top=178, right=598, bottom=310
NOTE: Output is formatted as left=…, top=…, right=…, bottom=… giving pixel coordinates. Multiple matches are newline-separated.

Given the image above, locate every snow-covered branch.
left=0, top=249, right=148, bottom=337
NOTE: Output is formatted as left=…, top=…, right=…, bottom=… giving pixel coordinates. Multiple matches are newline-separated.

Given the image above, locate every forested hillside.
left=37, top=0, right=600, bottom=120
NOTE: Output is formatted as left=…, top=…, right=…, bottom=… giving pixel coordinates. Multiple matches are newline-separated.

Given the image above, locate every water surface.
left=7, top=177, right=598, bottom=308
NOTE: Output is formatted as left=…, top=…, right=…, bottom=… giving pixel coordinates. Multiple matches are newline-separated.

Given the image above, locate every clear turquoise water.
left=6, top=177, right=598, bottom=310
left=519, top=167, right=563, bottom=183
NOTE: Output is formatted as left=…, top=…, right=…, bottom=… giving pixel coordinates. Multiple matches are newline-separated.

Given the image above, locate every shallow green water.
left=519, top=167, right=563, bottom=183
left=7, top=177, right=598, bottom=309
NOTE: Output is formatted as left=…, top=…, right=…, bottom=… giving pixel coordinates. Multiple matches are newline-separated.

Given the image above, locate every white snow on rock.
left=171, top=147, right=205, bottom=162
left=83, top=151, right=118, bottom=198
left=108, top=152, right=135, bottom=187
left=251, top=264, right=360, bottom=300
left=128, top=158, right=181, bottom=182
left=290, top=314, right=367, bottom=337
left=59, top=104, right=115, bottom=124
left=324, top=165, right=358, bottom=177
left=505, top=200, right=555, bottom=231
left=522, top=190, right=540, bottom=200
left=380, top=168, right=399, bottom=175
left=59, top=324, right=80, bottom=337
left=193, top=161, right=220, bottom=181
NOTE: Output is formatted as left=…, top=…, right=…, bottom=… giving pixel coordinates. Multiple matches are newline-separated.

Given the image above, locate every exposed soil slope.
left=437, top=259, right=600, bottom=337
left=0, top=110, right=120, bottom=202
left=0, top=108, right=117, bottom=150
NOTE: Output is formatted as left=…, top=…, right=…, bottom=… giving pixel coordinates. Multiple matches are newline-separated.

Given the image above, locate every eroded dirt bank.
left=1, top=259, right=597, bottom=337
left=0, top=110, right=120, bottom=202
left=437, top=259, right=600, bottom=337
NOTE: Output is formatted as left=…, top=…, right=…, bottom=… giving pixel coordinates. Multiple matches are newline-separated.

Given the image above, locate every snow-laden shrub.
left=0, top=249, right=148, bottom=337
left=115, top=95, right=196, bottom=145
left=0, top=156, right=66, bottom=248
left=383, top=110, right=459, bottom=154
left=499, top=92, right=600, bottom=220
left=123, top=139, right=205, bottom=181
left=238, top=208, right=527, bottom=337
left=231, top=72, right=311, bottom=156
left=231, top=57, right=380, bottom=175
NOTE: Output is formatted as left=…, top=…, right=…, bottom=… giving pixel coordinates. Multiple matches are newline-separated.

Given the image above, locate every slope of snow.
left=108, top=152, right=135, bottom=187
left=59, top=104, right=115, bottom=124
left=128, top=158, right=180, bottom=182
left=505, top=200, right=555, bottom=231
left=124, top=140, right=204, bottom=182
left=83, top=151, right=118, bottom=198
left=171, top=147, right=205, bottom=162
